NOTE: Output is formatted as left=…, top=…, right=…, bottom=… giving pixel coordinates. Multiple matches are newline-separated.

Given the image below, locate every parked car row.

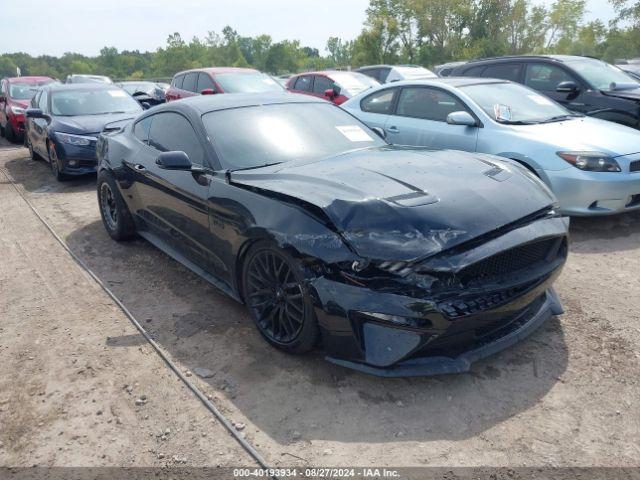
left=6, top=54, right=638, bottom=375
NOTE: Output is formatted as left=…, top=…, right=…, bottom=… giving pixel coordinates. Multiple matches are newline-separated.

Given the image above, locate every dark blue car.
left=25, top=83, right=142, bottom=180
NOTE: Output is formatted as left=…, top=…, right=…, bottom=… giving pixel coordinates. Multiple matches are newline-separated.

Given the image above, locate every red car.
left=286, top=71, right=380, bottom=105
left=165, top=67, right=283, bottom=101
left=0, top=76, right=56, bottom=142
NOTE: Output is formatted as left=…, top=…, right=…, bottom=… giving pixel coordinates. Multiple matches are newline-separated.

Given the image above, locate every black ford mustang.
left=96, top=92, right=568, bottom=376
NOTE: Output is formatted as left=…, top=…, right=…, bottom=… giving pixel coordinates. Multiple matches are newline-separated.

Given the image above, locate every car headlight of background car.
left=56, top=132, right=96, bottom=146
left=557, top=151, right=621, bottom=172
left=10, top=105, right=25, bottom=115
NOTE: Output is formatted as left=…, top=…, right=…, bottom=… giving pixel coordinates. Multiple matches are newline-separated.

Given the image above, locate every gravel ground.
left=0, top=138, right=639, bottom=470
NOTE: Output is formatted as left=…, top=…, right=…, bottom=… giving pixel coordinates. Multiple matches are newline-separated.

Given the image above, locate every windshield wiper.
left=496, top=119, right=538, bottom=125
left=539, top=114, right=583, bottom=124
left=230, top=162, right=284, bottom=172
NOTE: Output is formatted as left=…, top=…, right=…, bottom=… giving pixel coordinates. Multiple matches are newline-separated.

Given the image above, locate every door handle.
left=387, top=126, right=399, bottom=133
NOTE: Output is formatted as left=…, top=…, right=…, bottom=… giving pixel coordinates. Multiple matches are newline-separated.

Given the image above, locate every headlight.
left=557, top=151, right=621, bottom=172
left=10, top=106, right=25, bottom=115
left=56, top=132, right=96, bottom=146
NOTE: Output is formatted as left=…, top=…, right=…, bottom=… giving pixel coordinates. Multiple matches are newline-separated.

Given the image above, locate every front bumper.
left=55, top=143, right=98, bottom=175
left=546, top=166, right=640, bottom=216
left=309, top=262, right=563, bottom=377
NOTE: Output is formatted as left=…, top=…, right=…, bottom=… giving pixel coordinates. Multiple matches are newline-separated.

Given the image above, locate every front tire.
left=97, top=170, right=136, bottom=241
left=5, top=121, right=16, bottom=143
left=242, top=243, right=319, bottom=354
left=48, top=144, right=66, bottom=181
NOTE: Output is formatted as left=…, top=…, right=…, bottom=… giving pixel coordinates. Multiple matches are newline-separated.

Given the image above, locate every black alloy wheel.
left=243, top=245, right=318, bottom=353
left=97, top=170, right=136, bottom=241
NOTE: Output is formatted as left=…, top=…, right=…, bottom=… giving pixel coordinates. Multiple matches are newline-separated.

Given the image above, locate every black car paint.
left=25, top=84, right=141, bottom=176
left=97, top=93, right=568, bottom=375
left=451, top=55, right=640, bottom=129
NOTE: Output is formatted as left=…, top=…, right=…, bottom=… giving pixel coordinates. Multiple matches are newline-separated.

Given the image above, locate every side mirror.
left=446, top=111, right=477, bottom=127
left=324, top=88, right=335, bottom=99
left=201, top=88, right=216, bottom=95
left=371, top=127, right=387, bottom=140
left=25, top=108, right=49, bottom=121
left=556, top=81, right=579, bottom=93
left=141, top=101, right=151, bottom=110
left=156, top=151, right=192, bottom=170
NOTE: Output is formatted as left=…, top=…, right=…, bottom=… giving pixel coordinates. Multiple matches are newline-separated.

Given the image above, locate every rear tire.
left=242, top=242, right=319, bottom=354
left=97, top=169, right=136, bottom=241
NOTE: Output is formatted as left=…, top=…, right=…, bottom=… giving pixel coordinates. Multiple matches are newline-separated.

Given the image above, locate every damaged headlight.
left=56, top=132, right=96, bottom=146
left=557, top=151, right=621, bottom=172
left=354, top=311, right=433, bottom=329
left=377, top=260, right=415, bottom=277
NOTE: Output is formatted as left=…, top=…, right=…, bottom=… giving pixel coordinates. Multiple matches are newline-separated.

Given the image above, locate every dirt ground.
left=0, top=137, right=639, bottom=469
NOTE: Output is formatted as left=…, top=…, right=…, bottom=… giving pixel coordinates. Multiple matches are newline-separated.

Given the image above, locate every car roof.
left=377, top=77, right=507, bottom=88
left=174, top=67, right=260, bottom=77
left=152, top=92, right=326, bottom=114
left=5, top=76, right=54, bottom=83
left=463, top=54, right=594, bottom=66
left=291, top=70, right=365, bottom=77
left=43, top=83, right=123, bottom=92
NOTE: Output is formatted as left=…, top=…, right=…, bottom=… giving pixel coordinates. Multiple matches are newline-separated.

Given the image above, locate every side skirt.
left=137, top=230, right=242, bottom=304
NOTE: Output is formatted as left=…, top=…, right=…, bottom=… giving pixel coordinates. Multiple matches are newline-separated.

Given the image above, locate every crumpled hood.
left=508, top=116, right=640, bottom=158
left=230, top=147, right=556, bottom=261
left=53, top=112, right=139, bottom=135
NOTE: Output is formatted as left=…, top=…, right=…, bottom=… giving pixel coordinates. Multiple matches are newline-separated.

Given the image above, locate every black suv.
left=451, top=55, right=640, bottom=129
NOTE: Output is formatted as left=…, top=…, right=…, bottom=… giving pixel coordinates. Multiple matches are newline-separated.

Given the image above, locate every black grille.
left=458, top=238, right=558, bottom=284
left=631, top=160, right=640, bottom=173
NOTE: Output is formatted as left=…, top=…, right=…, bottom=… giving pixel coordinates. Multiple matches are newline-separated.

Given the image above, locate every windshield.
left=120, top=82, right=155, bottom=94
left=214, top=73, right=283, bottom=93
left=330, top=72, right=380, bottom=96
left=393, top=67, right=437, bottom=79
left=72, top=76, right=112, bottom=84
left=9, top=83, right=46, bottom=100
left=462, top=82, right=573, bottom=124
left=51, top=88, right=142, bottom=116
left=565, top=58, right=638, bottom=90
left=202, top=103, right=385, bottom=170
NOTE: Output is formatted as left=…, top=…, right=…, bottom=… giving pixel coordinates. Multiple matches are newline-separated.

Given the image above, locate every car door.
left=129, top=111, right=225, bottom=276
left=384, top=86, right=478, bottom=151
left=311, top=74, right=335, bottom=101
left=165, top=74, right=184, bottom=102
left=0, top=80, right=7, bottom=129
left=179, top=72, right=199, bottom=99
left=523, top=62, right=591, bottom=113
left=354, top=87, right=398, bottom=130
left=288, top=75, right=314, bottom=98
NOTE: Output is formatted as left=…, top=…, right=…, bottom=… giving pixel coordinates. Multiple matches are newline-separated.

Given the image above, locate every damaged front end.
left=306, top=210, right=569, bottom=376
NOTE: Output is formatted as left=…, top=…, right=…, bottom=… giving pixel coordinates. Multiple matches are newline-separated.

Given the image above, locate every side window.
left=197, top=73, right=216, bottom=93
left=0, top=81, right=4, bottom=95
left=483, top=63, right=523, bottom=82
left=312, top=75, right=334, bottom=94
left=462, top=65, right=486, bottom=77
left=182, top=73, right=198, bottom=92
left=396, top=87, right=466, bottom=122
left=293, top=75, right=312, bottom=92
left=361, top=88, right=396, bottom=114
left=525, top=63, right=575, bottom=91
left=38, top=91, right=48, bottom=112
left=133, top=116, right=153, bottom=144
left=379, top=68, right=392, bottom=82
left=148, top=112, right=206, bottom=166
left=173, top=74, right=184, bottom=89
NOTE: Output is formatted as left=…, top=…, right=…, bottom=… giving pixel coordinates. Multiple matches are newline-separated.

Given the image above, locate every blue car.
left=342, top=77, right=640, bottom=216
left=25, top=83, right=142, bottom=180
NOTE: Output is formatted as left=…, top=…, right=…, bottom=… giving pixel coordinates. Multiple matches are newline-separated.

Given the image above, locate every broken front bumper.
left=309, top=270, right=563, bottom=377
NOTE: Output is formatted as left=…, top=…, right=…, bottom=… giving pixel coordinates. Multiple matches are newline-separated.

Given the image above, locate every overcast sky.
left=2, top=0, right=618, bottom=57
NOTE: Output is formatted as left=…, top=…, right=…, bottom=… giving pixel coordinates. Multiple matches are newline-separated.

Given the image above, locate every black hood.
left=52, top=112, right=140, bottom=135
left=601, top=87, right=640, bottom=101
left=230, top=147, right=556, bottom=261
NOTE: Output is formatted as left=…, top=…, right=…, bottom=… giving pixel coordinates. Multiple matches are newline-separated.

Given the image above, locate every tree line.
left=1, top=0, right=639, bottom=80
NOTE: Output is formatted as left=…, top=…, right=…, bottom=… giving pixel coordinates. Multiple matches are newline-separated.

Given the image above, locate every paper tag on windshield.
left=494, top=104, right=512, bottom=121
left=527, top=94, right=554, bottom=106
left=108, top=90, right=127, bottom=97
left=336, top=125, right=374, bottom=142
